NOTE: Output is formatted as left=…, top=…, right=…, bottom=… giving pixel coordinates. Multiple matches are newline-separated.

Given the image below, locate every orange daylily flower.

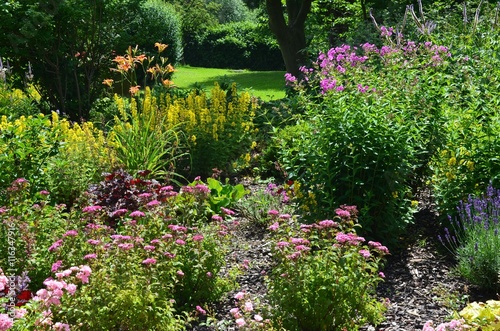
left=162, top=79, right=174, bottom=87
left=129, top=85, right=141, bottom=96
left=102, top=79, right=114, bottom=87
left=135, top=54, right=147, bottom=63
left=155, top=43, right=168, bottom=53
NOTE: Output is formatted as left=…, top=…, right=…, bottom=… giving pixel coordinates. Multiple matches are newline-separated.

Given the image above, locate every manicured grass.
left=172, top=66, right=287, bottom=101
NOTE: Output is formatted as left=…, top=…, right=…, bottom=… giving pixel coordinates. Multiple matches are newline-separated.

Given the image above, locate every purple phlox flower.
left=82, top=205, right=102, bottom=213
left=335, top=85, right=345, bottom=92
left=142, top=258, right=157, bottom=265
left=336, top=65, right=346, bottom=74
left=284, top=73, right=297, bottom=86
left=357, top=84, right=370, bottom=93
left=129, top=210, right=145, bottom=218
left=380, top=26, right=394, bottom=37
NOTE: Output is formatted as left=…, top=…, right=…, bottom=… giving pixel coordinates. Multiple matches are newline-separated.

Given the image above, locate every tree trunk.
left=266, top=0, right=312, bottom=78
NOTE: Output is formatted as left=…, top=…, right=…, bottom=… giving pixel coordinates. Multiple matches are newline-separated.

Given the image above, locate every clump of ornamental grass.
left=439, top=183, right=500, bottom=292
left=265, top=205, right=389, bottom=331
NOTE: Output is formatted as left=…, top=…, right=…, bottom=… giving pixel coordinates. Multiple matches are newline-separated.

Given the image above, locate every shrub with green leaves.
left=266, top=205, right=388, bottom=330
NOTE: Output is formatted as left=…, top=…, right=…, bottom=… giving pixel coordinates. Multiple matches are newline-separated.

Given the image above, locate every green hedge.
left=184, top=21, right=284, bottom=71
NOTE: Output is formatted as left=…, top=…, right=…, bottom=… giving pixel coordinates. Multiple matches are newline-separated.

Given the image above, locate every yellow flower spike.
left=448, top=157, right=457, bottom=166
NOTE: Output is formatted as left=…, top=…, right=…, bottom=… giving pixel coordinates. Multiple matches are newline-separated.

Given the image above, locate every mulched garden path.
left=191, top=187, right=495, bottom=331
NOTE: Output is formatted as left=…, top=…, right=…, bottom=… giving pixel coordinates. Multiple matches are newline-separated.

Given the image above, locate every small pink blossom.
left=144, top=245, right=156, bottom=251
left=268, top=222, right=279, bottom=231
left=146, top=200, right=161, bottom=207
left=235, top=318, right=246, bottom=327
left=82, top=205, right=102, bottom=213
left=268, top=209, right=279, bottom=217
left=83, top=253, right=97, bottom=260
left=221, top=207, right=235, bottom=216
left=359, top=249, right=371, bottom=259
left=206, top=271, right=213, bottom=278
left=196, top=305, right=207, bottom=315
left=66, top=283, right=77, bottom=295
left=276, top=241, right=289, bottom=248
left=53, top=322, right=71, bottom=331
left=39, top=190, right=50, bottom=196
left=295, top=245, right=310, bottom=251
left=142, top=258, right=157, bottom=265
left=177, top=270, right=184, bottom=277
left=118, top=243, right=134, bottom=250
left=138, top=193, right=152, bottom=198
left=51, top=260, right=63, bottom=273
left=244, top=301, right=253, bottom=312
left=112, top=209, right=128, bottom=217
left=234, top=291, right=245, bottom=300
left=379, top=272, right=385, bottom=278
left=87, top=239, right=101, bottom=245
left=212, top=214, right=223, bottom=222
left=63, top=230, right=78, bottom=237
left=175, top=239, right=186, bottom=246
left=279, top=213, right=291, bottom=219
left=254, top=314, right=263, bottom=322
left=129, top=210, right=145, bottom=218
left=192, top=234, right=204, bottom=242
left=0, top=314, right=13, bottom=330
left=48, top=239, right=63, bottom=252
left=230, top=307, right=240, bottom=317
left=335, top=208, right=350, bottom=218
left=150, top=239, right=160, bottom=244
left=318, top=220, right=338, bottom=228
left=160, top=185, right=174, bottom=192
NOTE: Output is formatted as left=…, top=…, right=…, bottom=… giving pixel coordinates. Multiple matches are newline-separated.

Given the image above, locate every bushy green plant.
left=0, top=114, right=60, bottom=202
left=202, top=177, right=248, bottom=215
left=183, top=21, right=283, bottom=70
left=266, top=205, right=388, bottom=330
left=439, top=184, right=500, bottom=292
left=0, top=175, right=239, bottom=330
left=459, top=300, right=500, bottom=331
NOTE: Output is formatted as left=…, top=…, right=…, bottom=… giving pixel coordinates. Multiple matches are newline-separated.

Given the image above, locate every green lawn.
left=172, top=66, right=287, bottom=101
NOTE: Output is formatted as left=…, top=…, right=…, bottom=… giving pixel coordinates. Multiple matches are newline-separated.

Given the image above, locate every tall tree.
left=266, top=0, right=312, bottom=77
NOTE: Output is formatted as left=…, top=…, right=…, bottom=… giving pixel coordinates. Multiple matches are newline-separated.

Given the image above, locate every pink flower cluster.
left=230, top=292, right=268, bottom=329
left=335, top=232, right=365, bottom=245
left=422, top=319, right=466, bottom=331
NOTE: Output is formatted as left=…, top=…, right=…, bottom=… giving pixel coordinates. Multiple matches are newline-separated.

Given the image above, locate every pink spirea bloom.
left=82, top=205, right=102, bottom=213
left=221, top=207, right=235, bottom=216
left=63, top=230, right=78, bottom=237
left=142, top=258, right=157, bottom=265
left=138, top=193, right=152, bottom=198
left=235, top=318, right=246, bottom=327
left=144, top=245, right=156, bottom=251
left=117, top=243, right=134, bottom=251
left=48, top=239, right=63, bottom=252
left=53, top=322, right=71, bottom=331
left=146, top=200, right=161, bottom=207
left=0, top=314, right=13, bottom=331
left=15, top=308, right=27, bottom=319
left=254, top=314, right=263, bottom=322
left=76, top=265, right=92, bottom=284
left=290, top=237, right=310, bottom=245
left=150, top=239, right=160, bottom=244
left=162, top=234, right=173, bottom=240
left=229, top=307, right=240, bottom=317
left=129, top=210, right=145, bottom=218
left=168, top=224, right=187, bottom=232
left=112, top=208, right=128, bottom=217
left=318, top=219, right=338, bottom=228
left=279, top=213, right=291, bottom=219
left=212, top=214, right=223, bottom=222
left=234, top=291, right=245, bottom=300
left=39, top=190, right=50, bottom=195
left=87, top=239, right=101, bottom=245
left=175, top=239, right=186, bottom=246
left=83, top=253, right=97, bottom=260
left=51, top=260, right=63, bottom=273
left=66, top=283, right=77, bottom=295
left=160, top=185, right=173, bottom=192
left=206, top=271, right=213, bottom=278
left=195, top=184, right=210, bottom=194
left=268, top=209, right=279, bottom=217
left=379, top=272, right=385, bottom=278
left=359, top=249, right=371, bottom=259
left=196, top=305, right=207, bottom=316
left=244, top=301, right=253, bottom=312
left=268, top=222, right=279, bottom=231
left=177, top=270, right=184, bottom=277
left=295, top=245, right=310, bottom=251
left=192, top=234, right=204, bottom=242
left=335, top=208, right=350, bottom=218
